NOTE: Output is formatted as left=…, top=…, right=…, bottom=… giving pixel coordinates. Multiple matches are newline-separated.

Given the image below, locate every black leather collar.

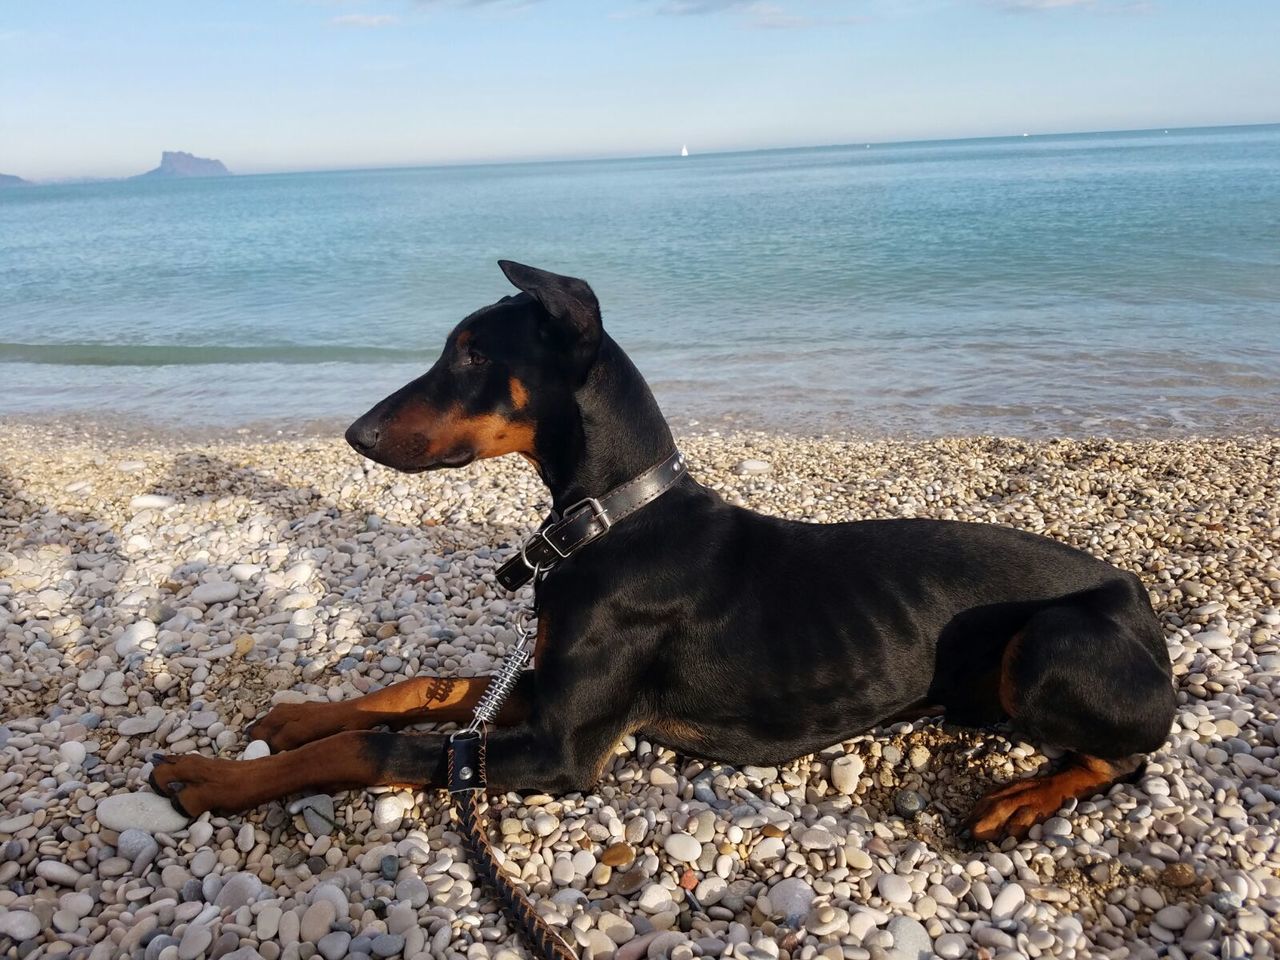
left=495, top=449, right=687, bottom=591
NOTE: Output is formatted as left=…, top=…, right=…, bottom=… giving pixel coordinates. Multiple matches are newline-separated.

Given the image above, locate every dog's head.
left=345, top=261, right=601, bottom=473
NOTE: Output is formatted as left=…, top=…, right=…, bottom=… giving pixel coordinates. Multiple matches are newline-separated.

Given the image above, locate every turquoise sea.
left=2, top=124, right=1278, bottom=436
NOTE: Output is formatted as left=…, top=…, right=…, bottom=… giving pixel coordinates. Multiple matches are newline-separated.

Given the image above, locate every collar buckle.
left=561, top=496, right=613, bottom=532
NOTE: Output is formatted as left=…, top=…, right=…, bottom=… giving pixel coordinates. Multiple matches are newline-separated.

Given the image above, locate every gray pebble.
left=893, top=789, right=924, bottom=819
left=318, top=932, right=353, bottom=960
left=370, top=934, right=405, bottom=958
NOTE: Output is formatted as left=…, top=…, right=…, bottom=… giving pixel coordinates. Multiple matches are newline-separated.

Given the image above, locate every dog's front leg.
left=150, top=730, right=450, bottom=818
left=247, top=672, right=535, bottom=751
left=150, top=704, right=629, bottom=817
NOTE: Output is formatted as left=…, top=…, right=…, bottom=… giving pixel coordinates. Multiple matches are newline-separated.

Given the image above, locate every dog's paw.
left=149, top=753, right=244, bottom=818
left=246, top=701, right=350, bottom=752
left=964, top=777, right=1062, bottom=842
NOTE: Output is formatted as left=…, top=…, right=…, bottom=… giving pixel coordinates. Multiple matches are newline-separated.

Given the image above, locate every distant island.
left=0, top=173, right=31, bottom=188
left=134, top=151, right=231, bottom=179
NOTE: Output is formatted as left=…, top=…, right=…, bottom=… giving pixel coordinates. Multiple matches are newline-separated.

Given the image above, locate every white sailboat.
left=681, top=144, right=689, bottom=157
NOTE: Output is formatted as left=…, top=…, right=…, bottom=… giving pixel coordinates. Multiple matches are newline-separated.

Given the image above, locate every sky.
left=1, top=0, right=1277, bottom=180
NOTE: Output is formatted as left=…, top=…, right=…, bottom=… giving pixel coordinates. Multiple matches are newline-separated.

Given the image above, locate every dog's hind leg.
left=963, top=579, right=1174, bottom=842
left=247, top=672, right=534, bottom=752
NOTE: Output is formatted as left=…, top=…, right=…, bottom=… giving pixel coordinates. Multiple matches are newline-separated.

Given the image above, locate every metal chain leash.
left=445, top=580, right=579, bottom=960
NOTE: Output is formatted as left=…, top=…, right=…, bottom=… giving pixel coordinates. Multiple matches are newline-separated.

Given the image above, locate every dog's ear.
left=498, top=261, right=602, bottom=367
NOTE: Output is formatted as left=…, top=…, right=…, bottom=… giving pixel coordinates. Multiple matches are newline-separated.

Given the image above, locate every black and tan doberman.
left=152, top=261, right=1175, bottom=841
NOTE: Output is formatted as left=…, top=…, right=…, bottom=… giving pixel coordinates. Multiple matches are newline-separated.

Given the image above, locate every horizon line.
left=13, top=120, right=1279, bottom=185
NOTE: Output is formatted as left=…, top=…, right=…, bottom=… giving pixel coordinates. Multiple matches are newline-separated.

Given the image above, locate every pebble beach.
left=1, top=423, right=1278, bottom=960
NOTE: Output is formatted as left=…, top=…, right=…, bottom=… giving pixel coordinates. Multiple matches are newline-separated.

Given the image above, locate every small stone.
left=380, top=855, right=398, bottom=881
left=36, top=860, right=83, bottom=886
left=532, top=813, right=559, bottom=837
left=798, top=826, right=836, bottom=850
left=292, top=794, right=337, bottom=835
left=638, top=885, right=673, bottom=913
left=115, top=621, right=157, bottom=656
left=395, top=878, right=430, bottom=908
left=893, top=789, right=924, bottom=820
left=602, top=842, right=636, bottom=867
left=190, top=581, right=240, bottom=605
left=552, top=857, right=575, bottom=885
left=96, top=792, right=191, bottom=833
left=752, top=837, right=785, bottom=862
left=317, top=932, right=352, bottom=960
left=1041, top=816, right=1072, bottom=838
left=610, top=868, right=647, bottom=896
left=733, top=459, right=772, bottom=475
left=76, top=670, right=105, bottom=693
left=242, top=740, right=271, bottom=760
left=257, top=906, right=283, bottom=940
left=768, top=877, right=815, bottom=926
left=1161, top=863, right=1197, bottom=888
left=370, top=933, right=405, bottom=958
left=118, top=711, right=165, bottom=737
left=877, top=874, right=911, bottom=904
left=663, top=832, right=702, bottom=862
left=147, top=935, right=180, bottom=960
left=934, top=934, right=967, bottom=959
left=215, top=872, right=263, bottom=910
left=59, top=740, right=88, bottom=767
left=60, top=892, right=94, bottom=919
left=0, top=911, right=41, bottom=941
left=991, top=883, right=1025, bottom=921
left=885, top=916, right=931, bottom=960
left=834, top=757, right=865, bottom=798
left=209, top=930, right=240, bottom=959
left=130, top=494, right=175, bottom=511
left=1154, top=905, right=1190, bottom=930
left=117, top=828, right=159, bottom=863
left=190, top=848, right=217, bottom=878
left=373, top=794, right=407, bottom=831
left=300, top=900, right=338, bottom=942
left=179, top=925, right=213, bottom=960
left=649, top=768, right=677, bottom=788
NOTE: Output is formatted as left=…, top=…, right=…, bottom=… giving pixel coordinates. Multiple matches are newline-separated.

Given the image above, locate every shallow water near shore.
left=2, top=124, right=1279, bottom=436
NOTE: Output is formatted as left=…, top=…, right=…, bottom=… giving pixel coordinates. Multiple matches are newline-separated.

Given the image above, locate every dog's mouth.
left=432, top=448, right=475, bottom=470
left=347, top=435, right=476, bottom=474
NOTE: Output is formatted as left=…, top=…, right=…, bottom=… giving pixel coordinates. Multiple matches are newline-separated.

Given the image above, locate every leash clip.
left=447, top=729, right=485, bottom=794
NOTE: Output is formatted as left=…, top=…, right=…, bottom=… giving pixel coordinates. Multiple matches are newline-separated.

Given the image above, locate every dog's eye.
left=465, top=350, right=488, bottom=368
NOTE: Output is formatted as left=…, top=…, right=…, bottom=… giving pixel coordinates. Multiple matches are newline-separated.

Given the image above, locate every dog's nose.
left=345, top=418, right=380, bottom=452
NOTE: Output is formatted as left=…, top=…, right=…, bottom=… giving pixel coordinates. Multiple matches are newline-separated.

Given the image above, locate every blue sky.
left=2, top=0, right=1276, bottom=179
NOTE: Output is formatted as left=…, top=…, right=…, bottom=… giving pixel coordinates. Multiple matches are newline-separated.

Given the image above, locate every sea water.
left=2, top=124, right=1278, bottom=436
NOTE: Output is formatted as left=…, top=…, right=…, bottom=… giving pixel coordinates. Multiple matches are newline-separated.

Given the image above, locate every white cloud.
left=330, top=13, right=400, bottom=27
left=992, top=0, right=1153, bottom=11
left=642, top=0, right=866, bottom=28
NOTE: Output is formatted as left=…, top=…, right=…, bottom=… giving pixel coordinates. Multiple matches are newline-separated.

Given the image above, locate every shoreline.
left=1, top=425, right=1277, bottom=957
left=3, top=409, right=1279, bottom=451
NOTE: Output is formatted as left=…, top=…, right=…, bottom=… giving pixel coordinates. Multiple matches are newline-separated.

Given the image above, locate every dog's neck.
left=537, top=334, right=677, bottom=513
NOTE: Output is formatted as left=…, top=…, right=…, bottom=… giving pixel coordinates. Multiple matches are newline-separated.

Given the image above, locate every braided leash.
left=440, top=451, right=686, bottom=958
left=445, top=619, right=579, bottom=960
left=451, top=785, right=578, bottom=960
